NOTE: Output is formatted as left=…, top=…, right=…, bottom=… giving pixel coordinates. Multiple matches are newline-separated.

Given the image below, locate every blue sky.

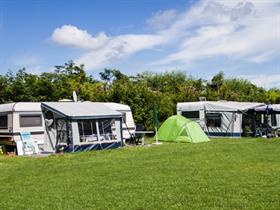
left=0, top=0, right=280, bottom=88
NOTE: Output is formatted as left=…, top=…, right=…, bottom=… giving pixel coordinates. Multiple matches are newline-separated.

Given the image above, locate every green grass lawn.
left=0, top=138, right=280, bottom=210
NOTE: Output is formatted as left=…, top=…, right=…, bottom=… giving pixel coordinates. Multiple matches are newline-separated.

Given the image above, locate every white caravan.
left=102, top=102, right=135, bottom=140
left=177, top=101, right=264, bottom=137
left=0, top=102, right=44, bottom=155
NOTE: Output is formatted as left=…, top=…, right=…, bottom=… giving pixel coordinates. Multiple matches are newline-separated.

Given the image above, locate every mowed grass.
left=0, top=138, right=280, bottom=210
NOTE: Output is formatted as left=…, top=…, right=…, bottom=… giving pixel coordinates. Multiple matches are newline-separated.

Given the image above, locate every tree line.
left=1, top=61, right=280, bottom=129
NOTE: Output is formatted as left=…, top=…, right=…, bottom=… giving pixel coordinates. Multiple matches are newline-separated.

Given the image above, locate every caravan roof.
left=0, top=102, right=41, bottom=113
left=41, top=102, right=122, bottom=119
left=102, top=102, right=131, bottom=111
left=177, top=101, right=264, bottom=112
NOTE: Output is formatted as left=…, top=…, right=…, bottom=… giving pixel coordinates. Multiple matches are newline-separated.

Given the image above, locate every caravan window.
left=0, top=115, right=8, bottom=129
left=206, top=113, right=222, bottom=127
left=20, top=115, right=42, bottom=127
left=181, top=111, right=199, bottom=119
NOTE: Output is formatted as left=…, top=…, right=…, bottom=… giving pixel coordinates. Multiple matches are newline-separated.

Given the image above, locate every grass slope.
left=0, top=138, right=280, bottom=209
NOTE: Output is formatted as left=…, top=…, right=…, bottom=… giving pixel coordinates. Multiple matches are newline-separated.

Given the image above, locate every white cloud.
left=157, top=0, right=280, bottom=65
left=246, top=51, right=275, bottom=63
left=51, top=24, right=167, bottom=69
left=76, top=34, right=165, bottom=69
left=51, top=0, right=280, bottom=72
left=51, top=25, right=109, bottom=49
left=239, top=74, right=280, bottom=88
left=146, top=9, right=177, bottom=30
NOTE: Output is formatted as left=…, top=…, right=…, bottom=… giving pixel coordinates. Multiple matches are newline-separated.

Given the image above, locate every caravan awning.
left=255, top=104, right=280, bottom=114
left=41, top=102, right=122, bottom=120
left=205, top=101, right=265, bottom=112
left=177, top=101, right=265, bottom=112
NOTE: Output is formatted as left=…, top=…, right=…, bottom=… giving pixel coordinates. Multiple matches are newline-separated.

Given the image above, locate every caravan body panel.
left=177, top=101, right=264, bottom=138
left=0, top=102, right=45, bottom=154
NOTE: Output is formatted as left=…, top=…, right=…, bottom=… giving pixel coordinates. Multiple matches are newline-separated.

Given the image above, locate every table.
left=134, top=131, right=154, bottom=145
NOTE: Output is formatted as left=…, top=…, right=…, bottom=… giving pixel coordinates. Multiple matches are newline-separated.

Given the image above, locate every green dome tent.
left=157, top=115, right=210, bottom=143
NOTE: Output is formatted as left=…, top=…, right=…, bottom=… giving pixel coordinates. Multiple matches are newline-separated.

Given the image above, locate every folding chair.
left=20, top=131, right=39, bottom=155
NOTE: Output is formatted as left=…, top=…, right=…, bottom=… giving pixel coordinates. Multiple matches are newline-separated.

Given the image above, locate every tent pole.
left=266, top=105, right=269, bottom=137
left=253, top=112, right=256, bottom=137
left=204, top=105, right=210, bottom=137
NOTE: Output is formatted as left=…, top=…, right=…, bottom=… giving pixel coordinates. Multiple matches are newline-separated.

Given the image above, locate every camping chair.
left=20, top=131, right=39, bottom=155
left=134, top=124, right=145, bottom=145
left=125, top=124, right=143, bottom=145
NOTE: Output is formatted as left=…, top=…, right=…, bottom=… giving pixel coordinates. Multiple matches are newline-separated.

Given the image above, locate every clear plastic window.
left=206, top=113, right=222, bottom=127
left=78, top=120, right=98, bottom=143
left=98, top=119, right=117, bottom=141
left=78, top=119, right=118, bottom=143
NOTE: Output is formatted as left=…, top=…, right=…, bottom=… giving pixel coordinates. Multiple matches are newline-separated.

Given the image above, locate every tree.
left=0, top=61, right=279, bottom=129
left=211, top=71, right=224, bottom=90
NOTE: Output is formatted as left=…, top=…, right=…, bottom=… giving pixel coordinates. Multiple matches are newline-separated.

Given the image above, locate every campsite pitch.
left=0, top=138, right=280, bottom=209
